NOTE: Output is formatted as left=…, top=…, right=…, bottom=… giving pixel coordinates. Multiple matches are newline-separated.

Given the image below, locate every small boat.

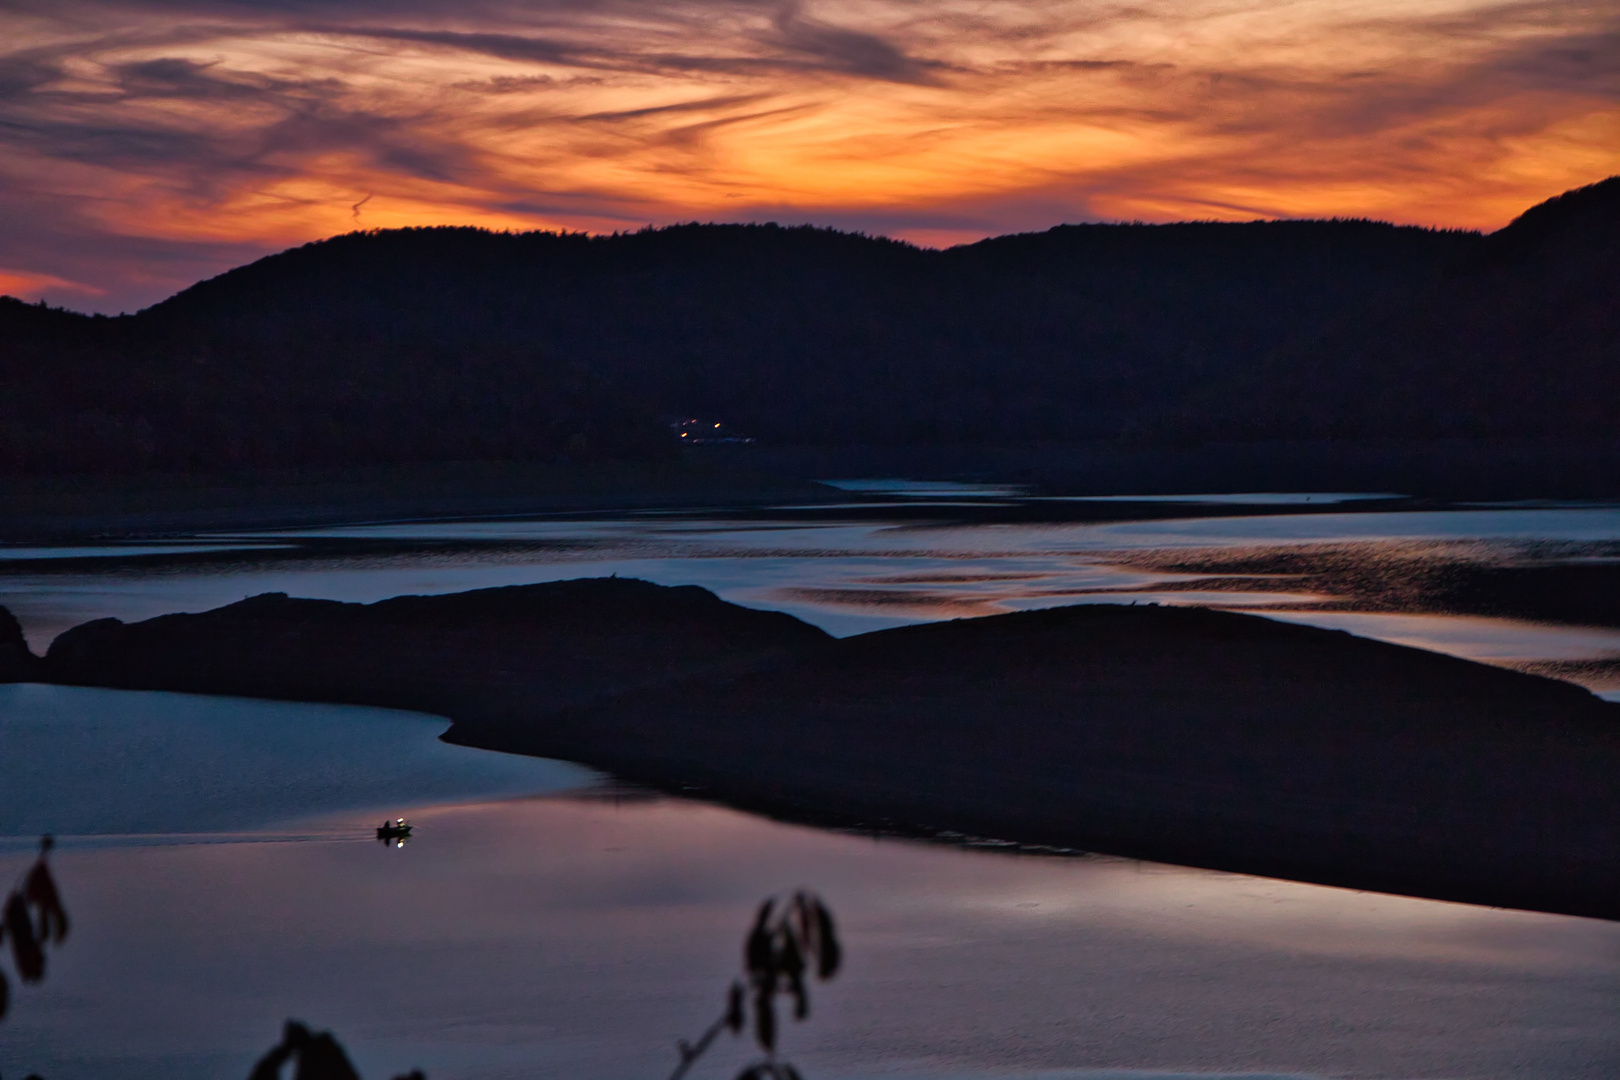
left=376, top=818, right=413, bottom=843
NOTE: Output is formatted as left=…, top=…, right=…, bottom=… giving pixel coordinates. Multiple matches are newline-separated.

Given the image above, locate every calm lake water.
left=2, top=487, right=1619, bottom=1078
left=2, top=685, right=1616, bottom=1080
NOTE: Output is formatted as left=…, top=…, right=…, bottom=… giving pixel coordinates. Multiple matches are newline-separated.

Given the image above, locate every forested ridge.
left=1, top=176, right=1614, bottom=476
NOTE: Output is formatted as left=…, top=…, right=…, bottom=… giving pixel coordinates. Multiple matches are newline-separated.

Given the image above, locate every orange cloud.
left=0, top=267, right=104, bottom=298
left=0, top=0, right=1615, bottom=311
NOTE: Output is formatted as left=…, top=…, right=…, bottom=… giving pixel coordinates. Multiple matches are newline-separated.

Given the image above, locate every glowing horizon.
left=1, top=0, right=1616, bottom=313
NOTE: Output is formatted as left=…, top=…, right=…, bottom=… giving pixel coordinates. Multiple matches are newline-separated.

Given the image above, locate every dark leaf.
left=791, top=892, right=815, bottom=950
left=788, top=969, right=808, bottom=1020
left=811, top=901, right=840, bottom=979
left=247, top=1034, right=296, bottom=1080
left=779, top=931, right=805, bottom=980
left=745, top=900, right=775, bottom=978
left=303, top=1030, right=363, bottom=1080
left=25, top=861, right=69, bottom=944
left=0, top=965, right=9, bottom=1020
left=783, top=1065, right=806, bottom=1080
left=4, top=893, right=44, bottom=982
left=734, top=1066, right=766, bottom=1080
left=753, top=988, right=776, bottom=1052
left=726, top=980, right=746, bottom=1033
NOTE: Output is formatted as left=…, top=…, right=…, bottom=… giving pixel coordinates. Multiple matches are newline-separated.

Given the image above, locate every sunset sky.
left=1, top=0, right=1616, bottom=313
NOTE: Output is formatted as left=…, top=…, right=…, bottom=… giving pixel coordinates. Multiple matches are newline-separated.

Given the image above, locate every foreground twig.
left=670, top=890, right=840, bottom=1080
left=0, top=836, right=70, bottom=1023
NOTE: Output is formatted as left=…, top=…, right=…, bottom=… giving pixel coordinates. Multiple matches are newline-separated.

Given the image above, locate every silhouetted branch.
left=247, top=1020, right=425, bottom=1080
left=671, top=890, right=840, bottom=1080
left=0, top=836, right=69, bottom=1023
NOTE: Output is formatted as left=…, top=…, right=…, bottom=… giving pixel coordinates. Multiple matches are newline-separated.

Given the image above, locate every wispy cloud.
left=767, top=1, right=940, bottom=83
left=0, top=0, right=1615, bottom=311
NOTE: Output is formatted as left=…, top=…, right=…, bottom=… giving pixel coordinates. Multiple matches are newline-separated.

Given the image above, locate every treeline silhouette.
left=1, top=177, right=1614, bottom=476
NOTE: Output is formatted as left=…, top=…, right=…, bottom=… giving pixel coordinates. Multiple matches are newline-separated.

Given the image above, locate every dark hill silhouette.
left=0, top=604, right=39, bottom=681
left=1482, top=174, right=1620, bottom=263
left=18, top=579, right=1620, bottom=920
left=1230, top=176, right=1620, bottom=441
left=39, top=578, right=829, bottom=716
left=0, top=177, right=1614, bottom=477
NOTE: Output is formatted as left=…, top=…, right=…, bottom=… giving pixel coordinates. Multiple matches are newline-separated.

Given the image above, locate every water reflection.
left=2, top=685, right=1614, bottom=1080
left=5, top=498, right=1620, bottom=1080
left=0, top=685, right=595, bottom=840
left=1077, top=508, right=1620, bottom=545
left=3, top=498, right=1620, bottom=690
left=820, top=479, right=1032, bottom=499
left=1043, top=492, right=1403, bottom=505
left=4, top=794, right=1615, bottom=1080
left=1262, top=611, right=1620, bottom=661
left=0, top=543, right=289, bottom=562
